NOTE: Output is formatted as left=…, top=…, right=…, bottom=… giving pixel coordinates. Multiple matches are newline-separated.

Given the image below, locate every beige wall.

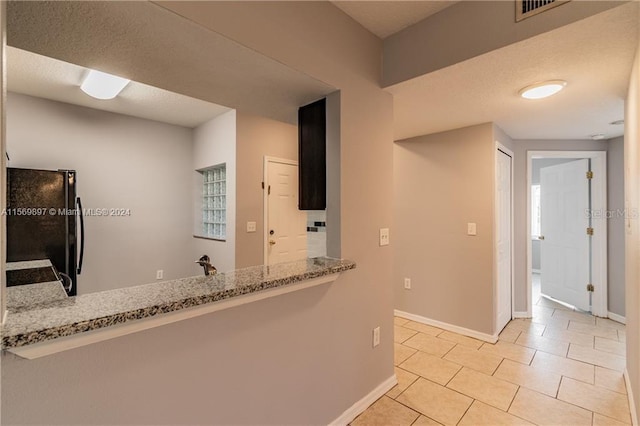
left=192, top=110, right=237, bottom=274
left=383, top=1, right=625, bottom=87
left=608, top=136, right=626, bottom=317
left=1, top=3, right=395, bottom=424
left=494, top=124, right=514, bottom=153
left=6, top=93, right=196, bottom=294
left=235, top=111, right=298, bottom=268
left=393, top=123, right=496, bottom=335
left=624, top=15, right=640, bottom=420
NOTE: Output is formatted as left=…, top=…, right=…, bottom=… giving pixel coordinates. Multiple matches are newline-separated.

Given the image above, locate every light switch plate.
left=372, top=327, right=380, bottom=347
left=467, top=223, right=477, bottom=236
left=379, top=228, right=390, bottom=246
left=247, top=221, right=257, bottom=233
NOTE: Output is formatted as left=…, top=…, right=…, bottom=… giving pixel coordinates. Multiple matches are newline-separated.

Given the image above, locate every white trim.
left=607, top=312, right=627, bottom=325
left=329, top=374, right=397, bottom=426
left=591, top=152, right=608, bottom=317
left=263, top=156, right=300, bottom=266
left=495, top=142, right=515, bottom=333
left=8, top=273, right=339, bottom=360
left=512, top=311, right=531, bottom=319
left=526, top=151, right=608, bottom=317
left=624, top=369, right=638, bottom=426
left=394, top=310, right=498, bottom=343
left=526, top=154, right=534, bottom=318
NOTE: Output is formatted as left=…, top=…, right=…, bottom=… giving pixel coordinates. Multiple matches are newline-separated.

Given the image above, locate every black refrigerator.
left=6, top=168, right=84, bottom=296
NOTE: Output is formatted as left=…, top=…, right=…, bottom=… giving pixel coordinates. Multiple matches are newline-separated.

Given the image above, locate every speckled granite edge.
left=2, top=257, right=355, bottom=349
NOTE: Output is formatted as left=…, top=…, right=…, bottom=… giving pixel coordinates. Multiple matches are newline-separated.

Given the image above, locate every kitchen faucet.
left=195, top=255, right=217, bottom=276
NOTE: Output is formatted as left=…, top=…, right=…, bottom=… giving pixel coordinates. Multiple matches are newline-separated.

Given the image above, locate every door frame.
left=526, top=151, right=608, bottom=317
left=263, top=156, right=300, bottom=265
left=495, top=143, right=515, bottom=332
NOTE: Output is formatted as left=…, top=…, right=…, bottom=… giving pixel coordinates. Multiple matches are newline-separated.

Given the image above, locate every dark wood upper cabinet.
left=298, top=98, right=326, bottom=210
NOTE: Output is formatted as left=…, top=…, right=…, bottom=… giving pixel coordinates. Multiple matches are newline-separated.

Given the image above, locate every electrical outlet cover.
left=379, top=228, right=390, bottom=246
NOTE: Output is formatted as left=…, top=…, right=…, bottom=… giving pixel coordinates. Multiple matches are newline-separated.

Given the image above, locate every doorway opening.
left=526, top=151, right=608, bottom=317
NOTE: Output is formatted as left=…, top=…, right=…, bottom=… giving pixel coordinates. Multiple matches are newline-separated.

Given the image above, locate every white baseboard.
left=608, top=312, right=627, bottom=325
left=512, top=311, right=531, bottom=319
left=394, top=310, right=498, bottom=344
left=624, top=369, right=638, bottom=426
left=329, top=374, right=397, bottom=426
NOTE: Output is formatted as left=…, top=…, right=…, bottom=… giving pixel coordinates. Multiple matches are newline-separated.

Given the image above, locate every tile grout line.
left=596, top=411, right=634, bottom=425
left=391, top=375, right=474, bottom=422
left=504, top=384, right=520, bottom=414
left=528, top=348, right=537, bottom=366
left=440, top=342, right=458, bottom=359
left=396, top=346, right=420, bottom=369
left=443, top=364, right=464, bottom=388
left=555, top=375, right=625, bottom=422
left=454, top=398, right=475, bottom=426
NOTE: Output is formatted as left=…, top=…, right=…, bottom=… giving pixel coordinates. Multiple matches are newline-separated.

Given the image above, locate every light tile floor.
left=352, top=279, right=630, bottom=426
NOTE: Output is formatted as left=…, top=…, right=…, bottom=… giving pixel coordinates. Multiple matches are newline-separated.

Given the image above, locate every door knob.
left=538, top=235, right=545, bottom=240
left=269, top=240, right=276, bottom=246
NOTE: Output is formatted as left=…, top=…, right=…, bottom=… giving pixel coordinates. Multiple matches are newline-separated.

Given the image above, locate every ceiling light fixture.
left=519, top=80, right=567, bottom=100
left=610, top=119, right=624, bottom=125
left=590, top=134, right=605, bottom=140
left=80, top=69, right=131, bottom=100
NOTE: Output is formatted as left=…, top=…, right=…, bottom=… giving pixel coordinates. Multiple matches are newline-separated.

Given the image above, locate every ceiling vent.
left=516, top=0, right=569, bottom=22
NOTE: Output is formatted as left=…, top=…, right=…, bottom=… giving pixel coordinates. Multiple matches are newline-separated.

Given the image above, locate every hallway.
left=354, top=303, right=629, bottom=425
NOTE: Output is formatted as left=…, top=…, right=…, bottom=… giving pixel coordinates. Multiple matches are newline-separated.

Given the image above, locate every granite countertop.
left=2, top=257, right=355, bottom=349
left=6, top=281, right=68, bottom=311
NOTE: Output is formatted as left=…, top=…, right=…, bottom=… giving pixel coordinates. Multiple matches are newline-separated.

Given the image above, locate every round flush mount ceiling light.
left=590, top=134, right=605, bottom=140
left=519, top=80, right=567, bottom=100
left=80, top=69, right=131, bottom=100
left=610, top=119, right=624, bottom=125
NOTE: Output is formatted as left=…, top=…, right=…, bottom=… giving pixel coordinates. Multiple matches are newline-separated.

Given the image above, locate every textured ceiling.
left=6, top=1, right=335, bottom=125
left=388, top=2, right=637, bottom=141
left=7, top=47, right=232, bottom=128
left=331, top=1, right=458, bottom=39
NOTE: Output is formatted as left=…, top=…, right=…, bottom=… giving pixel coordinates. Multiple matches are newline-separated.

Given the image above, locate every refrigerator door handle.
left=77, top=197, right=85, bottom=275
left=59, top=272, right=73, bottom=294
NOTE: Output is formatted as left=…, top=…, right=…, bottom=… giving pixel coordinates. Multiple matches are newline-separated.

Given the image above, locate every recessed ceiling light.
left=590, top=134, right=605, bottom=140
left=80, top=69, right=131, bottom=100
left=519, top=80, right=567, bottom=100
left=610, top=119, right=624, bottom=125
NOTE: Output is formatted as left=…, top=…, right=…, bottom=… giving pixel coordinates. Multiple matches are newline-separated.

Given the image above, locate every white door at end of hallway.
left=496, top=149, right=513, bottom=333
left=265, top=159, right=307, bottom=265
left=540, top=159, right=590, bottom=312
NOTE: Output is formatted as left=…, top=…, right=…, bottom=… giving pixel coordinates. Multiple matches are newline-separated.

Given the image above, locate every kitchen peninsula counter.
left=2, top=257, right=355, bottom=358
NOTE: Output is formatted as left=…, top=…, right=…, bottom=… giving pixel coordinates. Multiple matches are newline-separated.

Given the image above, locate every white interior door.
left=540, top=159, right=590, bottom=311
left=265, top=158, right=307, bottom=265
left=496, top=149, right=512, bottom=332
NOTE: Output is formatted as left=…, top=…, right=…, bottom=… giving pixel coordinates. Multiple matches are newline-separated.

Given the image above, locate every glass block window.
left=201, top=164, right=226, bottom=240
